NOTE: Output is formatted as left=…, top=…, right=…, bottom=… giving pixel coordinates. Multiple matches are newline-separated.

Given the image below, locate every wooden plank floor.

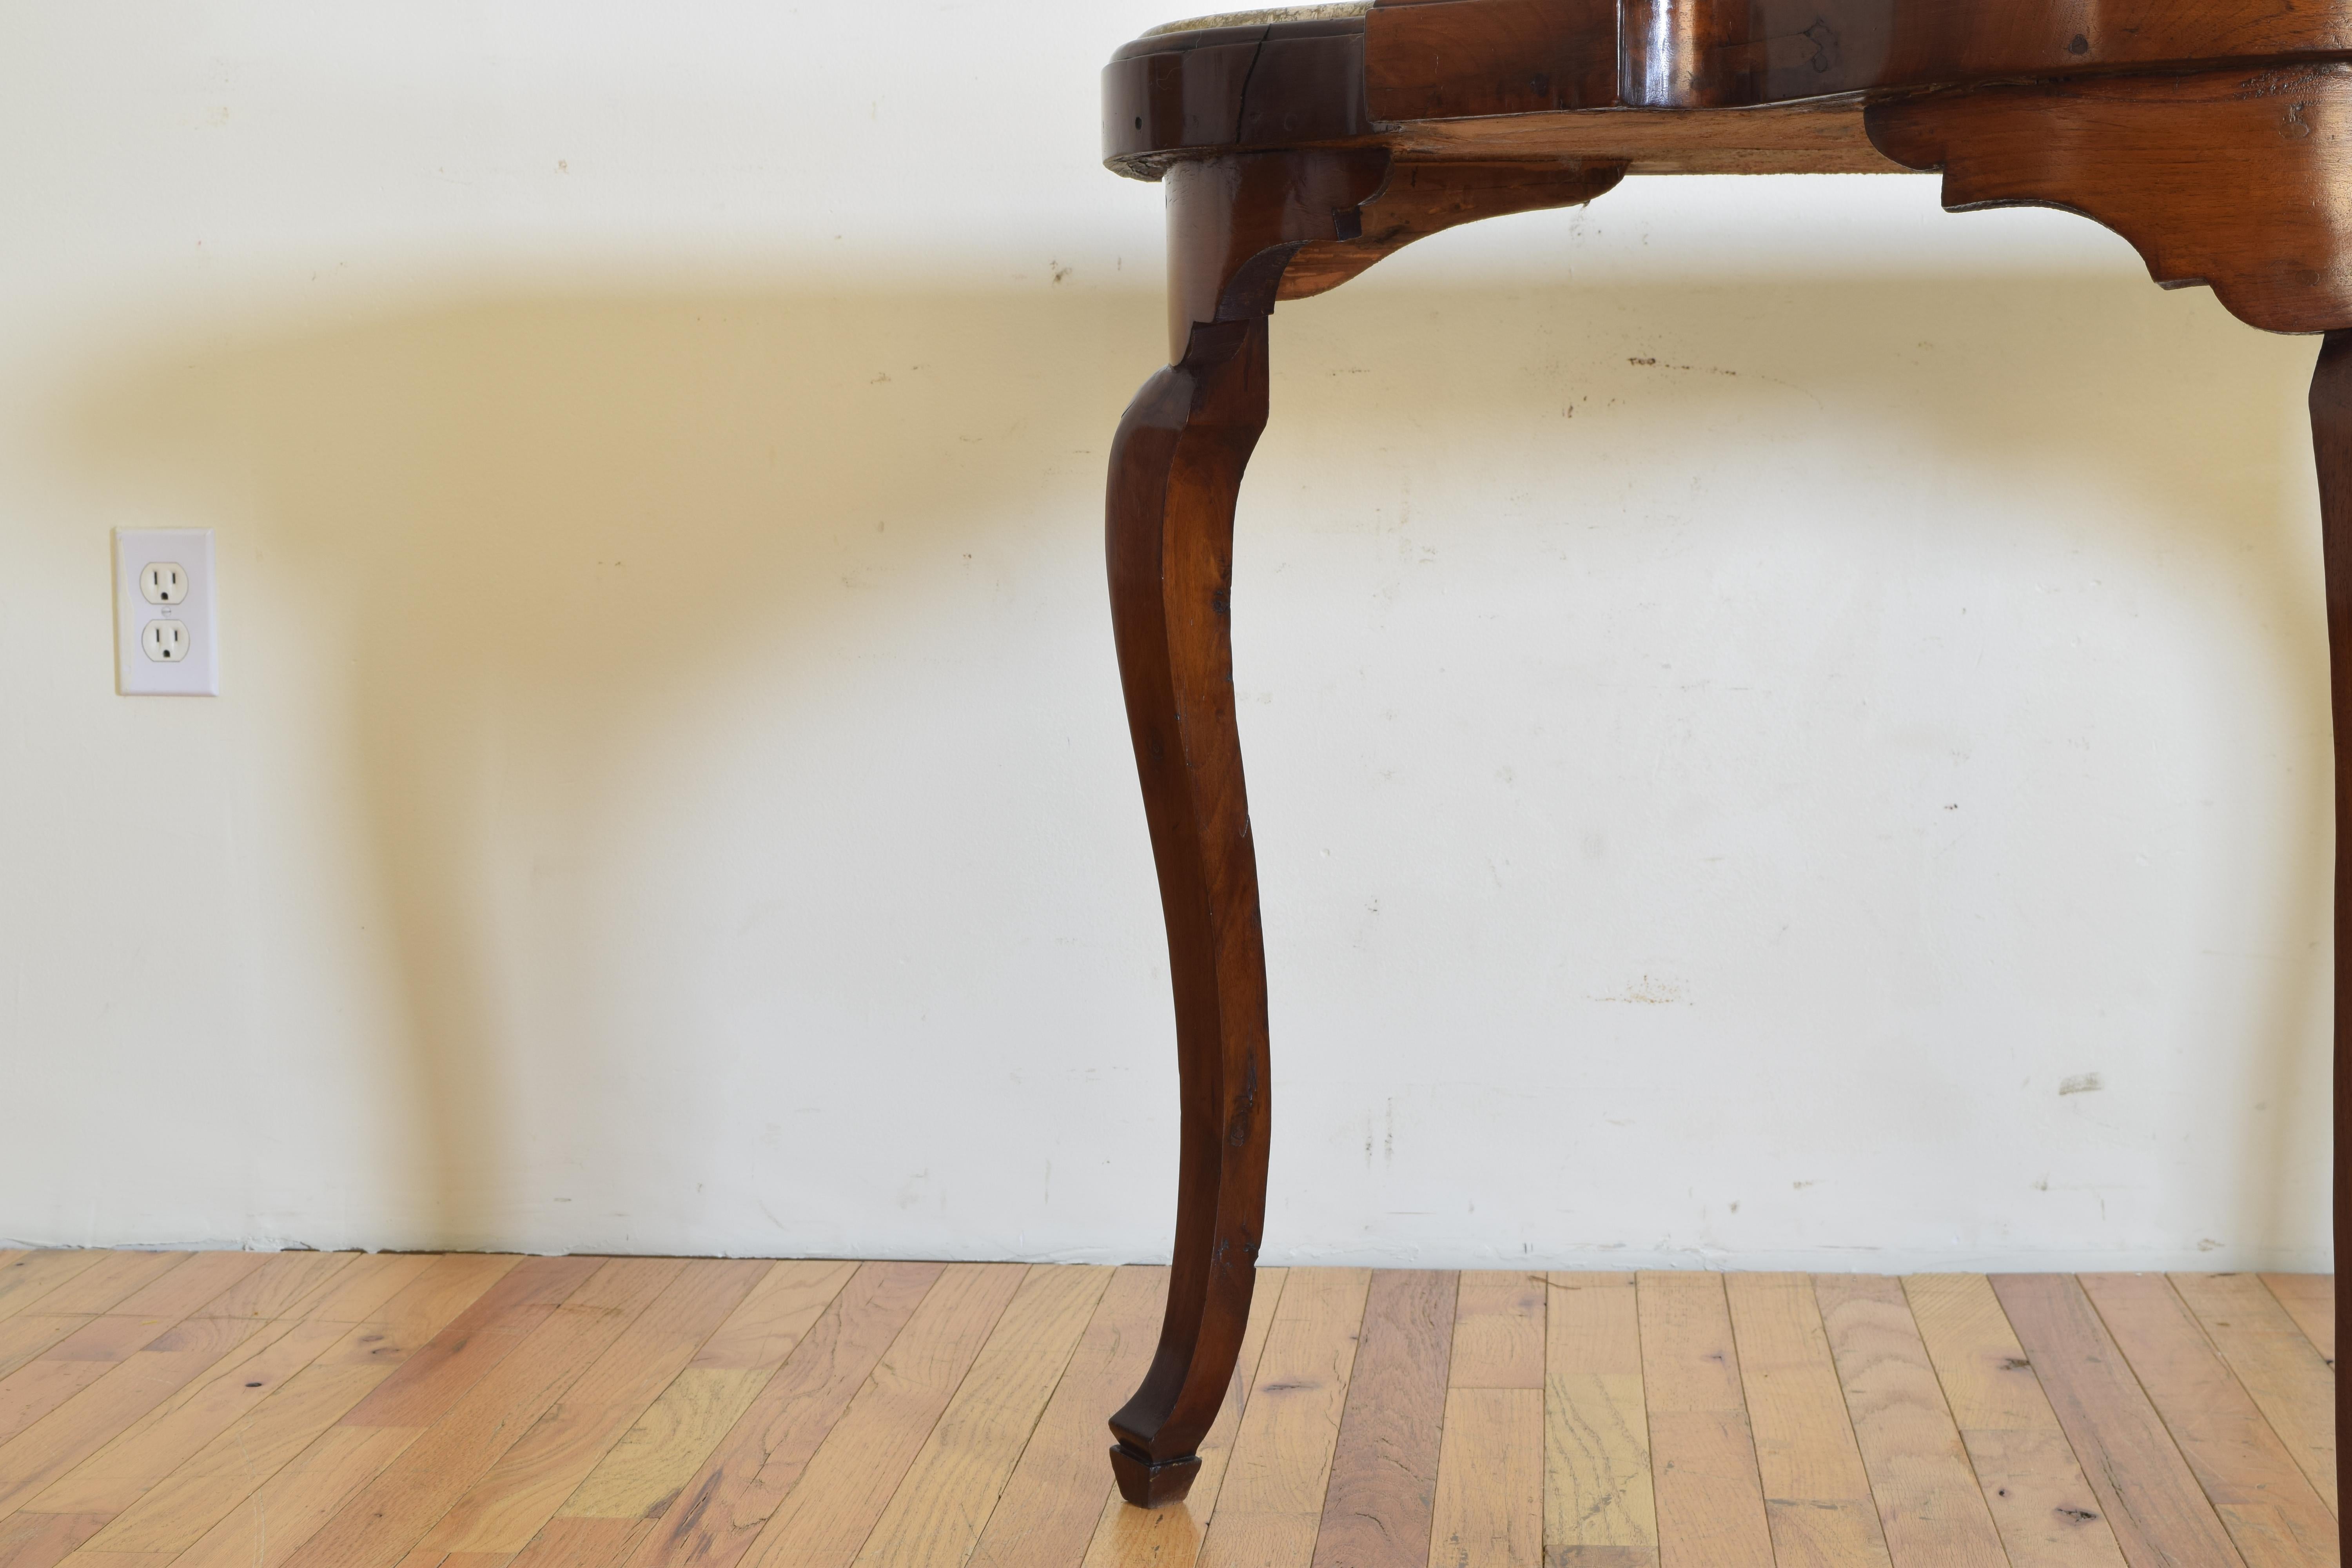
left=0, top=1254, right=2331, bottom=1568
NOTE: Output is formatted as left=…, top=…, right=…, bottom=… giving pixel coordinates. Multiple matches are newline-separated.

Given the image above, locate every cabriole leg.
left=1103, top=310, right=1272, bottom=1510
left=1103, top=149, right=1383, bottom=1508
left=2310, top=330, right=2352, bottom=1510
left=1101, top=147, right=1620, bottom=1508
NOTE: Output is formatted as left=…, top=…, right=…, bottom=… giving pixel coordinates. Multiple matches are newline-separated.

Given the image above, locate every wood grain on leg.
left=1104, top=146, right=1385, bottom=1508
left=2311, top=330, right=2352, bottom=1534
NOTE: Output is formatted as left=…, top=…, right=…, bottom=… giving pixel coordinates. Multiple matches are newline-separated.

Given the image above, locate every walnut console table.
left=1094, top=0, right=2352, bottom=1512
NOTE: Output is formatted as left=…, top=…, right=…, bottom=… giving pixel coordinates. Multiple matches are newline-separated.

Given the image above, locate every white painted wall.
left=0, top=2, right=2330, bottom=1271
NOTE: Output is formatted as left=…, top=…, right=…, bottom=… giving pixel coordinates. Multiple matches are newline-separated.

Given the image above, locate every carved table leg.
left=1103, top=149, right=1382, bottom=1510
left=1102, top=149, right=1621, bottom=1509
left=1103, top=313, right=1270, bottom=1510
left=2311, top=330, right=2352, bottom=1508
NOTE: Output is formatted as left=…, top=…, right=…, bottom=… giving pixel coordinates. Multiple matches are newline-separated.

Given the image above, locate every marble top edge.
left=1140, top=3, right=1372, bottom=38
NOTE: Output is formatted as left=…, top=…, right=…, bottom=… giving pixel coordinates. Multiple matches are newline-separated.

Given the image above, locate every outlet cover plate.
left=115, top=528, right=217, bottom=695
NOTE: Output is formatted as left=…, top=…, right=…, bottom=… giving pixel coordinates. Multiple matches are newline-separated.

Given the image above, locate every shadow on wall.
left=51, top=272, right=2329, bottom=1254
left=55, top=286, right=1172, bottom=1249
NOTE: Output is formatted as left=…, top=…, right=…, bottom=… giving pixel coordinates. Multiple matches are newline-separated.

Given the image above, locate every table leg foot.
left=1110, top=1443, right=1204, bottom=1507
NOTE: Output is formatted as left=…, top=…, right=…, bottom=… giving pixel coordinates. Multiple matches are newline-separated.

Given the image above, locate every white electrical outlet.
left=115, top=529, right=217, bottom=695
left=142, top=620, right=191, bottom=662
left=140, top=562, right=187, bottom=605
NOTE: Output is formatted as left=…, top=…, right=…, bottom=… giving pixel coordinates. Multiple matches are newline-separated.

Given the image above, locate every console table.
left=1095, top=0, right=2352, bottom=1512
